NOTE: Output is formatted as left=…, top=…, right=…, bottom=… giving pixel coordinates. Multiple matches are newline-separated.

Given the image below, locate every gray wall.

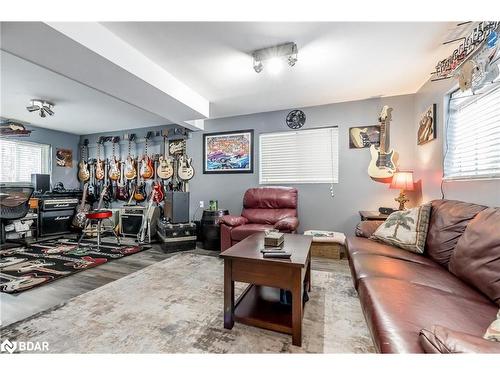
left=187, top=94, right=418, bottom=235
left=4, top=125, right=80, bottom=189
left=414, top=79, right=500, bottom=207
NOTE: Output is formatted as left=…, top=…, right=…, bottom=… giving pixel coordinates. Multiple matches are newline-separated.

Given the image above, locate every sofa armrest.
left=274, top=217, right=299, bottom=232
left=419, top=325, right=500, bottom=354
left=355, top=220, right=385, bottom=238
left=220, top=215, right=248, bottom=227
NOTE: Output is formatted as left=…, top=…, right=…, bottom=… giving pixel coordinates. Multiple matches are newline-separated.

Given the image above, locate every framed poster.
left=55, top=148, right=73, bottom=168
left=349, top=125, right=380, bottom=149
left=417, top=104, right=436, bottom=145
left=203, top=130, right=254, bottom=174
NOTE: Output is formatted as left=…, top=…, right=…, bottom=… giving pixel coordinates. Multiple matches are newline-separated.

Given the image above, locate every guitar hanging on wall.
left=367, top=106, right=398, bottom=182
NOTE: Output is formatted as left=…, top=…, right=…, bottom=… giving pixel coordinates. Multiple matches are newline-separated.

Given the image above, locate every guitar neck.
left=379, top=120, right=387, bottom=153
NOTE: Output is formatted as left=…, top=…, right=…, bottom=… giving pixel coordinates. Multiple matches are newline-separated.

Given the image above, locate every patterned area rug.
left=0, top=239, right=149, bottom=294
left=0, top=253, right=374, bottom=353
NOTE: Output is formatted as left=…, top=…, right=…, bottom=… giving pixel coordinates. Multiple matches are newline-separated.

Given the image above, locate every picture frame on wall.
left=348, top=125, right=380, bottom=149
left=203, top=130, right=254, bottom=174
left=417, top=104, right=436, bottom=145
left=55, top=148, right=73, bottom=168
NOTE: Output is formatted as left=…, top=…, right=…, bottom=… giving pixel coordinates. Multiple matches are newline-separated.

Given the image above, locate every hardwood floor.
left=0, top=238, right=345, bottom=328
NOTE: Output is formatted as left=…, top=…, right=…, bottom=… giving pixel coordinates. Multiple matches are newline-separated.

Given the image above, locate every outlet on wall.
left=199, top=201, right=204, bottom=208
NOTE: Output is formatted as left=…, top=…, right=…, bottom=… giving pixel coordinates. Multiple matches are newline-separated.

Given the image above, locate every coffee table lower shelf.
left=234, top=284, right=304, bottom=335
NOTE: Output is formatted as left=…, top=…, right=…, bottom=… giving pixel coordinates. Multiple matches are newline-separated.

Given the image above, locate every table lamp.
left=390, top=171, right=414, bottom=210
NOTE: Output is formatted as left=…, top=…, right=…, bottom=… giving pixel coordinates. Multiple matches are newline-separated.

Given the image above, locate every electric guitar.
left=124, top=134, right=137, bottom=180
left=152, top=157, right=165, bottom=203
left=157, top=129, right=174, bottom=179
left=87, top=161, right=97, bottom=203
left=109, top=137, right=121, bottom=181
left=116, top=163, right=129, bottom=201
left=367, top=106, right=397, bottom=182
left=95, top=139, right=105, bottom=181
left=177, top=142, right=194, bottom=181
left=71, top=182, right=90, bottom=229
left=137, top=190, right=158, bottom=243
left=139, top=133, right=154, bottom=179
left=77, top=139, right=90, bottom=182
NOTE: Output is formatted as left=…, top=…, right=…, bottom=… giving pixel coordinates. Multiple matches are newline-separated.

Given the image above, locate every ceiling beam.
left=0, top=22, right=209, bottom=131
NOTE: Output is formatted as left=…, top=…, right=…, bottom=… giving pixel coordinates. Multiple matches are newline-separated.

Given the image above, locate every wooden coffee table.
left=220, top=232, right=312, bottom=346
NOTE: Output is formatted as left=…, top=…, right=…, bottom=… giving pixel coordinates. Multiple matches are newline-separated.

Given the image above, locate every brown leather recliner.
left=220, top=187, right=299, bottom=251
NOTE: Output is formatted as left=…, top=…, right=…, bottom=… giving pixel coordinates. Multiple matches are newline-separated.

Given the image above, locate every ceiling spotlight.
left=253, top=59, right=263, bottom=73
left=251, top=42, right=298, bottom=74
left=26, top=99, right=55, bottom=118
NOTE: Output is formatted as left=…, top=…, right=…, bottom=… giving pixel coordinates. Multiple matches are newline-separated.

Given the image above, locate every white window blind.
left=0, top=139, right=51, bottom=182
left=259, top=127, right=339, bottom=184
left=444, top=84, right=500, bottom=180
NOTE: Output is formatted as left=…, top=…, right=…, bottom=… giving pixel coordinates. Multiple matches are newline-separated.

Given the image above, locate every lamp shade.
left=390, top=171, right=414, bottom=191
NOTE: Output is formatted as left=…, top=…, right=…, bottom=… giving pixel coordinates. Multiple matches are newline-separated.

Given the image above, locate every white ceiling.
left=102, top=22, right=457, bottom=119
left=0, top=51, right=170, bottom=135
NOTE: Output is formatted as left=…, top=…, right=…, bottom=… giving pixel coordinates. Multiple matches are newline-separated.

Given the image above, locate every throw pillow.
left=371, top=203, right=432, bottom=253
left=484, top=310, right=500, bottom=342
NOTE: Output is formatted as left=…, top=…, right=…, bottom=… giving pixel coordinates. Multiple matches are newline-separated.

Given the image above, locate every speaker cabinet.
left=164, top=192, right=190, bottom=224
left=31, top=174, right=50, bottom=194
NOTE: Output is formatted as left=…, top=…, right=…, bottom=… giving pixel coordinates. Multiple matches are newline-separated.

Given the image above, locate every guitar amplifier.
left=40, top=209, right=74, bottom=237
left=164, top=192, right=190, bottom=224
left=119, top=206, right=145, bottom=237
left=42, top=198, right=79, bottom=211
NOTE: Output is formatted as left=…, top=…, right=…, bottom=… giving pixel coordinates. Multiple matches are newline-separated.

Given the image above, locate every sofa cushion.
left=220, top=215, right=248, bottom=227
left=230, top=223, right=274, bottom=241
left=355, top=220, right=385, bottom=238
left=426, top=199, right=486, bottom=267
left=371, top=204, right=431, bottom=253
left=350, top=254, right=490, bottom=302
left=449, top=207, right=500, bottom=306
left=484, top=309, right=500, bottom=341
left=420, top=325, right=500, bottom=353
left=358, top=277, right=498, bottom=353
left=346, top=236, right=439, bottom=268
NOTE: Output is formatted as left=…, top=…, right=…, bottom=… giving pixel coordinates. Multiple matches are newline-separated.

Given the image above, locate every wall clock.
left=286, top=110, right=306, bottom=129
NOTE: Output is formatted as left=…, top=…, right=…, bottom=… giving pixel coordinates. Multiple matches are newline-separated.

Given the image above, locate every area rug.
left=0, top=239, right=149, bottom=294
left=0, top=253, right=374, bottom=353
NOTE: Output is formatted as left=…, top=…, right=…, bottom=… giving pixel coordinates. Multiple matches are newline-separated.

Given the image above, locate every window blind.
left=444, top=83, right=500, bottom=180
left=0, top=139, right=51, bottom=182
left=259, top=127, right=339, bottom=184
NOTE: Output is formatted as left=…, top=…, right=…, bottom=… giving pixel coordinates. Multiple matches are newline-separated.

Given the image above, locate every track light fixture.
left=252, top=42, right=298, bottom=74
left=26, top=99, right=55, bottom=118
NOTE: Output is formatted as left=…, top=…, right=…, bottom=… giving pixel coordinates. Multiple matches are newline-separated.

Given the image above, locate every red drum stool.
left=78, top=210, right=120, bottom=248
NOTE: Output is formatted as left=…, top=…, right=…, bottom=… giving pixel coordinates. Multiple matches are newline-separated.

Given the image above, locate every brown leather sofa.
left=346, top=199, right=500, bottom=353
left=220, top=187, right=299, bottom=251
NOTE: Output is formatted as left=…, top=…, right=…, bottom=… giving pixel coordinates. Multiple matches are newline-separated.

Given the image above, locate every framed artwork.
left=203, top=130, right=254, bottom=174
left=417, top=104, right=436, bottom=145
left=349, top=126, right=380, bottom=149
left=55, top=148, right=73, bottom=168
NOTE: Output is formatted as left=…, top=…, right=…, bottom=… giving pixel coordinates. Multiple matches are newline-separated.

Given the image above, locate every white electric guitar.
left=367, top=106, right=397, bottom=182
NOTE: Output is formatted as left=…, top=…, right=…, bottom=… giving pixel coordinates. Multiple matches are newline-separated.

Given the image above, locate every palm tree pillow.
left=371, top=203, right=432, bottom=253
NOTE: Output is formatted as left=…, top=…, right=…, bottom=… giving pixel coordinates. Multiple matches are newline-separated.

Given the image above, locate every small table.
left=220, top=232, right=312, bottom=346
left=304, top=230, right=346, bottom=259
left=359, top=210, right=389, bottom=221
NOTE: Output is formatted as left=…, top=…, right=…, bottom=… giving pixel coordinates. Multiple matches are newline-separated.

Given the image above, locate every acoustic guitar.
left=367, top=106, right=397, bottom=182
left=77, top=139, right=90, bottom=182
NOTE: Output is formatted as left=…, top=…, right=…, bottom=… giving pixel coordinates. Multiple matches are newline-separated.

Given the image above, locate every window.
left=259, top=127, right=339, bottom=184
left=0, top=139, right=51, bottom=182
left=444, top=84, right=500, bottom=180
